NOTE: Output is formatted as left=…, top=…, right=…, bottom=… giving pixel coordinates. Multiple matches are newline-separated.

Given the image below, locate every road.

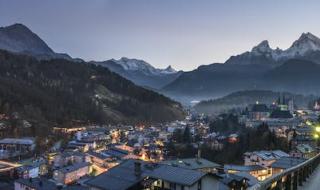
left=298, top=165, right=320, bottom=190
left=0, top=160, right=21, bottom=172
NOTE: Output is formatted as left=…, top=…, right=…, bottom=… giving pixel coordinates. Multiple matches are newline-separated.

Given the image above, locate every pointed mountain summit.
left=225, top=32, right=320, bottom=65
left=0, top=23, right=72, bottom=60
left=286, top=32, right=320, bottom=55
left=294, top=32, right=320, bottom=47
left=225, top=39, right=277, bottom=65
left=0, top=23, right=53, bottom=55
left=251, top=40, right=273, bottom=54
left=162, top=65, right=177, bottom=74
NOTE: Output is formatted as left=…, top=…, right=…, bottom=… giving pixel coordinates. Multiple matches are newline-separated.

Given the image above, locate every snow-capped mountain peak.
left=251, top=32, right=320, bottom=60
left=297, top=32, right=320, bottom=45
left=161, top=65, right=177, bottom=74
left=252, top=40, right=271, bottom=51
left=251, top=40, right=273, bottom=54
left=288, top=32, right=320, bottom=54
left=226, top=32, right=320, bottom=65
left=115, top=57, right=154, bottom=72
left=113, top=57, right=177, bottom=76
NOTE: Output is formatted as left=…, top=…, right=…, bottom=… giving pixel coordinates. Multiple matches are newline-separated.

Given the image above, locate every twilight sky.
left=1, top=0, right=320, bottom=71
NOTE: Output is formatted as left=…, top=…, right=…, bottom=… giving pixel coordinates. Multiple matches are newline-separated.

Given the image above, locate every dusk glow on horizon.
left=1, top=0, right=320, bottom=70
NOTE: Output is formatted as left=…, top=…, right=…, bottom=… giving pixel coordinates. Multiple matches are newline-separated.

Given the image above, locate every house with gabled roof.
left=161, top=158, right=220, bottom=173
left=85, top=159, right=223, bottom=190
left=244, top=150, right=289, bottom=167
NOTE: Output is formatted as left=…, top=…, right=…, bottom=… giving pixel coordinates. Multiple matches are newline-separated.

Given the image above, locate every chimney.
left=197, top=149, right=201, bottom=159
left=134, top=161, right=142, bottom=176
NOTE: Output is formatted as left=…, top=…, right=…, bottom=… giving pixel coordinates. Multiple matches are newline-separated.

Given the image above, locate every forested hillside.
left=0, top=50, right=184, bottom=135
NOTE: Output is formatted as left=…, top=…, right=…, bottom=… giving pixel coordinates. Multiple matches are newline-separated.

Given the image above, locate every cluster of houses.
left=223, top=150, right=308, bottom=184
left=9, top=148, right=317, bottom=190
left=0, top=101, right=319, bottom=190
left=236, top=96, right=320, bottom=155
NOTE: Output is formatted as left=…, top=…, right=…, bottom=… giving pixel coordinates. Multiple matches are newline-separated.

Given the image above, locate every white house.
left=244, top=150, right=289, bottom=167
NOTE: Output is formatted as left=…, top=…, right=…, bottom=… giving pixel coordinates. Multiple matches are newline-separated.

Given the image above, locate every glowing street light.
left=306, top=120, right=313, bottom=126
left=313, top=123, right=320, bottom=146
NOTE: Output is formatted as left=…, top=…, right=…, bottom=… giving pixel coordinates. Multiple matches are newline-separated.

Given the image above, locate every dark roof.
left=15, top=178, right=57, bottom=190
left=100, top=147, right=129, bottom=159
left=271, top=157, right=306, bottom=169
left=60, top=151, right=86, bottom=158
left=148, top=164, right=206, bottom=186
left=270, top=110, right=293, bottom=118
left=224, top=164, right=266, bottom=172
left=296, top=144, right=316, bottom=153
left=86, top=159, right=207, bottom=190
left=62, top=185, right=90, bottom=190
left=110, top=147, right=129, bottom=154
left=293, top=136, right=313, bottom=141
left=57, top=162, right=90, bottom=174
left=217, top=173, right=249, bottom=185
left=251, top=150, right=289, bottom=160
left=0, top=138, right=34, bottom=145
left=251, top=104, right=269, bottom=112
left=87, top=151, right=110, bottom=160
left=295, top=127, right=313, bottom=133
left=85, top=160, right=154, bottom=190
left=161, top=158, right=220, bottom=170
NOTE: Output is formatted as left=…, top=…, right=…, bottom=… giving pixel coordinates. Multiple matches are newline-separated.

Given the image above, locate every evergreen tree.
left=183, top=126, right=191, bottom=143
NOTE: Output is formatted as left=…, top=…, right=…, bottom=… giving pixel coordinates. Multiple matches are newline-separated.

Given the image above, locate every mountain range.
left=0, top=24, right=185, bottom=127
left=93, top=58, right=182, bottom=89
left=162, top=32, right=320, bottom=103
left=225, top=32, right=320, bottom=65
left=2, top=23, right=320, bottom=107
left=0, top=23, right=180, bottom=90
left=0, top=49, right=185, bottom=125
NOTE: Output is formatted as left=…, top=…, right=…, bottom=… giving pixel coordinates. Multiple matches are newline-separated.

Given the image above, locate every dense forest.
left=0, top=50, right=184, bottom=137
